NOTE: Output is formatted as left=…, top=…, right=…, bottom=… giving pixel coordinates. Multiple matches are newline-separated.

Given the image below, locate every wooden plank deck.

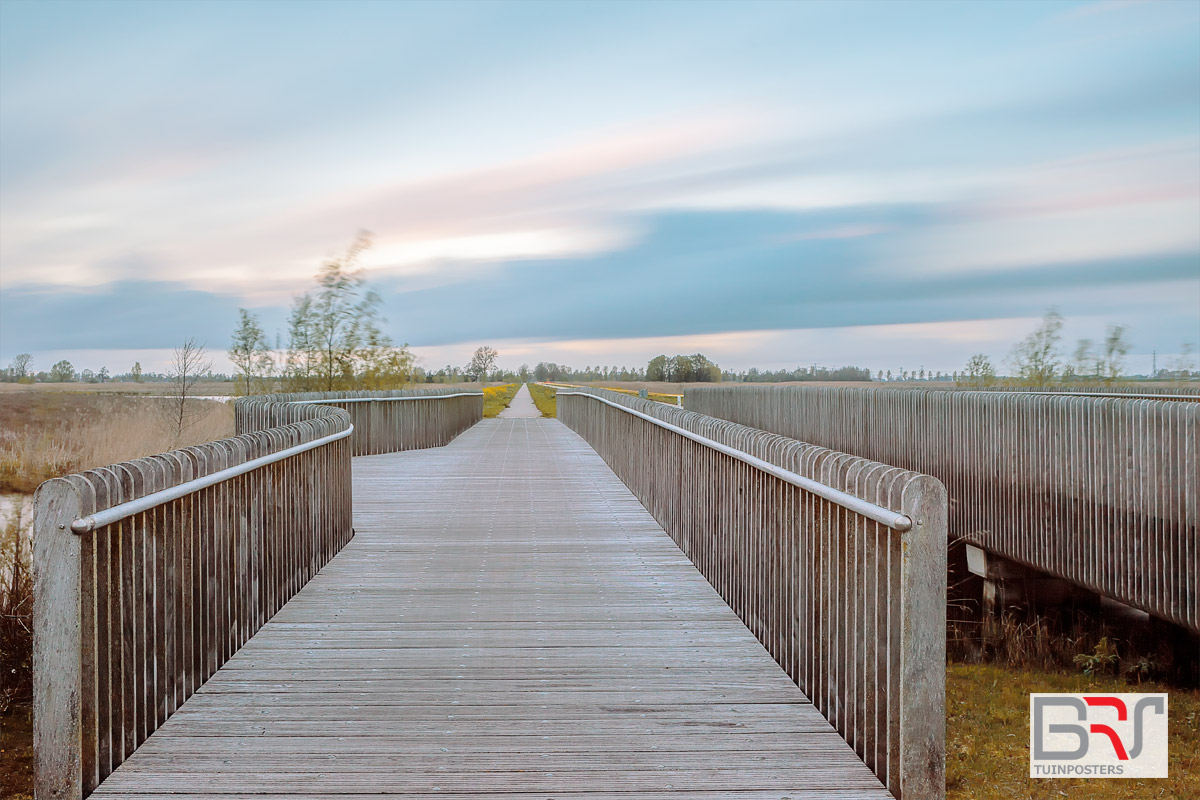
left=92, top=419, right=892, bottom=799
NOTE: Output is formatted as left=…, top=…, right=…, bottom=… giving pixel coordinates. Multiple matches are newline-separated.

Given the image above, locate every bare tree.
left=467, top=346, right=499, bottom=386
left=9, top=353, right=32, bottom=382
left=160, top=338, right=213, bottom=443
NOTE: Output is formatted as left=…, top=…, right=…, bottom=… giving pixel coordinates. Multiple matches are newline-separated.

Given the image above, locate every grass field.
left=528, top=383, right=557, bottom=417
left=946, top=662, right=1199, bottom=799
left=482, top=384, right=519, bottom=417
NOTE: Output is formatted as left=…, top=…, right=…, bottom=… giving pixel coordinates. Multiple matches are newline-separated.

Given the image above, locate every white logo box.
left=1030, top=692, right=1168, bottom=779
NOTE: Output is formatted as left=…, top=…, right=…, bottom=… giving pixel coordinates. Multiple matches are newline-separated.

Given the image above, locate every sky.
left=1, top=0, right=1198, bottom=376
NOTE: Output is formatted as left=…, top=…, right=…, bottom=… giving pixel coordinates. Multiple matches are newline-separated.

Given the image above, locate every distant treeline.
left=725, top=365, right=873, bottom=382
left=0, top=351, right=877, bottom=387
left=647, top=354, right=721, bottom=383
left=0, top=356, right=233, bottom=385
left=481, top=356, right=874, bottom=385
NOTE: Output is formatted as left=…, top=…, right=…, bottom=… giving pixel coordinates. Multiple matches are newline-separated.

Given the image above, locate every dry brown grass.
left=0, top=392, right=234, bottom=798
left=0, top=505, right=31, bottom=710
left=0, top=392, right=234, bottom=494
left=0, top=699, right=32, bottom=800
left=0, top=381, right=235, bottom=396
left=1, top=501, right=34, bottom=800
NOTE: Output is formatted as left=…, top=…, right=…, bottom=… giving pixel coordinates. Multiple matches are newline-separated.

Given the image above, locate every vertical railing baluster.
left=557, top=387, right=947, bottom=800
left=688, top=385, right=1198, bottom=633
left=35, top=391, right=480, bottom=798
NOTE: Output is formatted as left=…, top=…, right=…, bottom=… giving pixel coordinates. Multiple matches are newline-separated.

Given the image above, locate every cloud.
left=1, top=0, right=1196, bottom=375
left=7, top=208, right=1193, bottom=362
left=0, top=280, right=242, bottom=352
left=371, top=208, right=1198, bottom=345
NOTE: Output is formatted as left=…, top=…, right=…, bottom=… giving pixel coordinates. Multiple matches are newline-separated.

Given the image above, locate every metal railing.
left=881, top=384, right=1200, bottom=401
left=945, top=384, right=1200, bottom=400
left=558, top=387, right=947, bottom=800
left=34, top=389, right=483, bottom=798
left=236, top=388, right=482, bottom=454
left=686, top=386, right=1200, bottom=632
left=540, top=381, right=684, bottom=405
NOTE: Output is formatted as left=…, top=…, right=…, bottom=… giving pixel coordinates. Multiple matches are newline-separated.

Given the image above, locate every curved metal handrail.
left=69, top=424, right=355, bottom=534
left=557, top=390, right=913, bottom=531
left=288, top=392, right=483, bottom=404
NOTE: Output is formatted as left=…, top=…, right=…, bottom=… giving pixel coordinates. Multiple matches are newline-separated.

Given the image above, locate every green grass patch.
left=528, top=383, right=557, bottom=418
left=947, top=662, right=1199, bottom=799
left=481, top=384, right=519, bottom=418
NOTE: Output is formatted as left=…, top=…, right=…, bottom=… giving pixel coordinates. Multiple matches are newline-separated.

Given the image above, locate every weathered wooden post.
left=33, top=478, right=89, bottom=799
left=900, top=474, right=947, bottom=799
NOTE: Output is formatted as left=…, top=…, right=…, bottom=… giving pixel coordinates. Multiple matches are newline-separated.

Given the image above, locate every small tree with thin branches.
left=160, top=338, right=213, bottom=443
left=229, top=308, right=274, bottom=396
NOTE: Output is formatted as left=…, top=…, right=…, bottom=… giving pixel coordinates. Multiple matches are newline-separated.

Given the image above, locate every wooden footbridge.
left=34, top=388, right=947, bottom=799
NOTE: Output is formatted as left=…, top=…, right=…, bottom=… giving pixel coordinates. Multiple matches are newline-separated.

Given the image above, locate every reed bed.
left=1, top=504, right=32, bottom=712
left=0, top=393, right=233, bottom=712
left=0, top=393, right=234, bottom=494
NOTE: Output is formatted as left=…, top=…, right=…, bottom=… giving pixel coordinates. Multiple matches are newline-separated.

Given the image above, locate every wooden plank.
left=93, top=419, right=891, bottom=798
left=96, top=793, right=884, bottom=800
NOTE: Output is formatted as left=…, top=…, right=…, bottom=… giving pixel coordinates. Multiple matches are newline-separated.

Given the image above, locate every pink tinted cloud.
left=270, top=112, right=762, bottom=245
left=952, top=141, right=1199, bottom=222
left=45, top=110, right=764, bottom=301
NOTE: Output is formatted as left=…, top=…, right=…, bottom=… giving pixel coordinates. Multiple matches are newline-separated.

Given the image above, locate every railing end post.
left=32, top=478, right=87, bottom=800
left=898, top=474, right=948, bottom=800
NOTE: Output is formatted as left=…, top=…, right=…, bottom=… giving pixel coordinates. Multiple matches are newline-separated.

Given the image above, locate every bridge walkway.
left=92, top=418, right=891, bottom=798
